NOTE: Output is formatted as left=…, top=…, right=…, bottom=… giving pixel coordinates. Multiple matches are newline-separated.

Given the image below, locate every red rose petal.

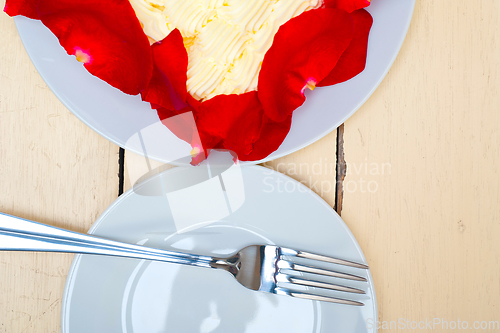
left=141, top=65, right=175, bottom=111
left=319, top=9, right=373, bottom=86
left=192, top=131, right=221, bottom=165
left=157, top=107, right=198, bottom=145
left=4, top=0, right=39, bottom=19
left=157, top=105, right=224, bottom=165
left=258, top=9, right=353, bottom=122
left=238, top=114, right=292, bottom=162
left=141, top=29, right=189, bottom=110
left=157, top=91, right=289, bottom=163
left=186, top=94, right=202, bottom=112
left=152, top=30, right=188, bottom=102
left=324, top=0, right=371, bottom=12
left=157, top=107, right=215, bottom=164
left=37, top=0, right=152, bottom=95
left=149, top=29, right=189, bottom=108
left=196, top=92, right=263, bottom=156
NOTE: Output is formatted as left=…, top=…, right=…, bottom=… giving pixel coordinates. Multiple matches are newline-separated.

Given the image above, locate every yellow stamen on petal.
left=301, top=78, right=317, bottom=95
left=306, top=80, right=316, bottom=91
left=190, top=146, right=201, bottom=157
left=74, top=47, right=92, bottom=64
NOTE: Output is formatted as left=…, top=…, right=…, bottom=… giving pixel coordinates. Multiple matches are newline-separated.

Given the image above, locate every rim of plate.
left=60, top=165, right=377, bottom=333
left=14, top=0, right=415, bottom=166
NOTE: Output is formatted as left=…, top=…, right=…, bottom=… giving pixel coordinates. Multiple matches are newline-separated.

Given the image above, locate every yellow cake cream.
left=129, top=0, right=322, bottom=101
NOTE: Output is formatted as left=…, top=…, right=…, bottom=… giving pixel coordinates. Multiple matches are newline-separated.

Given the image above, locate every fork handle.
left=0, top=212, right=218, bottom=268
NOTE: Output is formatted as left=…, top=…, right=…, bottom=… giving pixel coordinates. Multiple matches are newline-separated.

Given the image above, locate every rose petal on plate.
left=323, top=0, right=371, bottom=12
left=196, top=92, right=263, bottom=157
left=238, top=114, right=293, bottom=162
left=258, top=9, right=353, bottom=122
left=157, top=107, right=196, bottom=145
left=319, top=9, right=373, bottom=86
left=151, top=29, right=189, bottom=105
left=37, top=0, right=152, bottom=95
left=141, top=65, right=175, bottom=110
left=157, top=105, right=222, bottom=165
left=142, top=29, right=190, bottom=110
left=4, top=0, right=40, bottom=19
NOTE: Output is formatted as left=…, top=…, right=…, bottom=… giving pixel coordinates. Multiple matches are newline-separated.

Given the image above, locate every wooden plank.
left=341, top=0, right=500, bottom=328
left=0, top=10, right=120, bottom=333
left=123, top=151, right=174, bottom=193
left=263, top=130, right=337, bottom=208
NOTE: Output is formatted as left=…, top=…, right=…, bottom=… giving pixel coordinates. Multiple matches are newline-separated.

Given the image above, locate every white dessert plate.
left=15, top=0, right=414, bottom=164
left=61, top=165, right=377, bottom=333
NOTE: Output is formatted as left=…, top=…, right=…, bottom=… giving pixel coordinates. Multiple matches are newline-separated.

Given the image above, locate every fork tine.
left=280, top=247, right=369, bottom=269
left=278, top=260, right=367, bottom=282
left=274, top=287, right=364, bottom=306
left=277, top=274, right=366, bottom=294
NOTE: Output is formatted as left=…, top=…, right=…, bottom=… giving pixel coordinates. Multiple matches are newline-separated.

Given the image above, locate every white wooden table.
left=1, top=1, right=499, bottom=331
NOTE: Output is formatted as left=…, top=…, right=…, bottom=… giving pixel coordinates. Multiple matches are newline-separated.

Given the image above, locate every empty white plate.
left=62, top=165, right=377, bottom=332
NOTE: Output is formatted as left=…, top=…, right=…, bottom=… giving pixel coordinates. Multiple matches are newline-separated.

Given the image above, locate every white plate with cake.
left=14, top=0, right=415, bottom=164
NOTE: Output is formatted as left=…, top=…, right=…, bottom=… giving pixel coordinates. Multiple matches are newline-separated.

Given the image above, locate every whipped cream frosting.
left=129, top=0, right=321, bottom=100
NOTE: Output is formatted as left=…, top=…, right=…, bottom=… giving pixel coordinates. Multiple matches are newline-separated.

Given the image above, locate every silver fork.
left=0, top=212, right=369, bottom=306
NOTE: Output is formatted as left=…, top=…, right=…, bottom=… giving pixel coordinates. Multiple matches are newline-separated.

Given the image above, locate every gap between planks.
left=334, top=124, right=346, bottom=216
left=118, top=147, right=125, bottom=196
